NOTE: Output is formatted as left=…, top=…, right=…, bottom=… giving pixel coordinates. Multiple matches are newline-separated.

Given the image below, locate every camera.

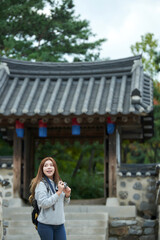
left=58, top=181, right=68, bottom=190
left=63, top=182, right=68, bottom=189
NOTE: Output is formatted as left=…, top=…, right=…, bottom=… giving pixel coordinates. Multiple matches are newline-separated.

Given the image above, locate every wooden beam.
left=122, top=133, right=143, bottom=139
left=23, top=128, right=35, bottom=200
left=104, top=130, right=109, bottom=198
left=116, top=129, right=121, bottom=165
left=31, top=127, right=104, bottom=139
left=13, top=131, right=22, bottom=197
left=108, top=131, right=117, bottom=197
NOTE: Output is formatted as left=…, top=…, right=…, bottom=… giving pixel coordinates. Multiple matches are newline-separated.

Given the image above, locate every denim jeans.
left=38, top=222, right=67, bottom=240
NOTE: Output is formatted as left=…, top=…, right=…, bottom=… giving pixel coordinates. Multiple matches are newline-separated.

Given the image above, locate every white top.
left=35, top=179, right=70, bottom=225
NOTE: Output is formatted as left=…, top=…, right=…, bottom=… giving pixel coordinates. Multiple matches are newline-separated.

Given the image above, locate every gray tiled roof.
left=119, top=164, right=157, bottom=176
left=0, top=55, right=153, bottom=117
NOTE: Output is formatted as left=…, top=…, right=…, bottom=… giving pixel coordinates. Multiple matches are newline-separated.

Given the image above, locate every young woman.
left=30, top=157, right=71, bottom=240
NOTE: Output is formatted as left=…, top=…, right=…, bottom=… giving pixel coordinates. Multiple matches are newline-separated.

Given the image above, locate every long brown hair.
left=29, top=157, right=60, bottom=202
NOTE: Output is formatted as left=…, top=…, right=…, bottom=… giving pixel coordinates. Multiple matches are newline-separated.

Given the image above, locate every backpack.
left=29, top=177, right=56, bottom=230
left=31, top=198, right=39, bottom=230
left=29, top=181, right=49, bottom=230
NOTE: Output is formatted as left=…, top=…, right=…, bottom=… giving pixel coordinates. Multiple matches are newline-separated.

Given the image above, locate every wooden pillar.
left=104, top=129, right=109, bottom=198
left=13, top=131, right=22, bottom=197
left=108, top=131, right=117, bottom=197
left=23, top=128, right=35, bottom=200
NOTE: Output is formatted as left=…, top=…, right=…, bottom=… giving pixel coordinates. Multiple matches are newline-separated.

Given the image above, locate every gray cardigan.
left=35, top=179, right=70, bottom=225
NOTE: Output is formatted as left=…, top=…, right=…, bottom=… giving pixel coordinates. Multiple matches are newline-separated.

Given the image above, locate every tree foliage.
left=0, top=138, right=13, bottom=156
left=122, top=33, right=160, bottom=164
left=122, top=81, right=160, bottom=164
left=0, top=0, right=106, bottom=62
left=35, top=140, right=104, bottom=199
left=131, top=33, right=160, bottom=78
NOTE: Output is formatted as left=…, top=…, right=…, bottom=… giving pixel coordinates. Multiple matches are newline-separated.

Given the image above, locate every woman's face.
left=43, top=160, right=55, bottom=179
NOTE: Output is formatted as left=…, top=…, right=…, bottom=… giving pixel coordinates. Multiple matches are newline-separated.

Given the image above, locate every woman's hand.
left=57, top=181, right=65, bottom=196
left=63, top=186, right=71, bottom=198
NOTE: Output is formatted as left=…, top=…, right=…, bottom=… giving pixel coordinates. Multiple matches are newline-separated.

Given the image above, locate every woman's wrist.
left=57, top=190, right=62, bottom=196
left=65, top=194, right=70, bottom=198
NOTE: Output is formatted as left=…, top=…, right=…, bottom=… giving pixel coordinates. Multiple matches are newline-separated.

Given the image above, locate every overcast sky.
left=74, top=0, right=160, bottom=60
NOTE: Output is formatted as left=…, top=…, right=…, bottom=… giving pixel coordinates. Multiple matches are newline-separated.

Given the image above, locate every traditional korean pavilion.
left=0, top=55, right=153, bottom=200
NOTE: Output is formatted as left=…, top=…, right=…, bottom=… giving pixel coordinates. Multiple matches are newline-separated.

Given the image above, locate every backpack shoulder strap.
left=41, top=179, right=50, bottom=192
left=43, top=176, right=56, bottom=194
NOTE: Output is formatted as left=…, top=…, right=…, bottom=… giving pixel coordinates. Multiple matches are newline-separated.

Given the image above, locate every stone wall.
left=158, top=206, right=160, bottom=240
left=0, top=183, right=3, bottom=240
left=117, top=173, right=157, bottom=218
left=109, top=217, right=157, bottom=240
left=114, top=164, right=159, bottom=239
left=0, top=168, right=13, bottom=203
left=156, top=165, right=160, bottom=240
left=0, top=167, right=13, bottom=240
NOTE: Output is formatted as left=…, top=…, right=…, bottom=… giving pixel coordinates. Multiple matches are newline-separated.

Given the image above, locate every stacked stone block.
left=0, top=169, right=13, bottom=202
left=0, top=168, right=13, bottom=240
left=117, top=174, right=156, bottom=218
left=109, top=218, right=157, bottom=240
left=0, top=183, right=3, bottom=240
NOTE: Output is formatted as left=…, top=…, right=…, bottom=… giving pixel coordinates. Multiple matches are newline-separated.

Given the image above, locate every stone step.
left=9, top=219, right=107, bottom=228
left=65, top=205, right=109, bottom=212
left=65, top=212, right=108, bottom=220
left=66, top=226, right=107, bottom=235
left=7, top=226, right=107, bottom=235
left=7, top=227, right=41, bottom=235
left=66, top=205, right=136, bottom=218
left=4, top=205, right=110, bottom=214
left=65, top=219, right=107, bottom=228
left=4, top=211, right=108, bottom=221
left=4, top=204, right=108, bottom=240
left=6, top=234, right=106, bottom=240
left=4, top=213, right=31, bottom=221
left=8, top=220, right=33, bottom=228
left=6, top=234, right=40, bottom=240
left=3, top=206, right=31, bottom=214
left=67, top=235, right=106, bottom=240
left=4, top=204, right=136, bottom=218
left=4, top=205, right=110, bottom=215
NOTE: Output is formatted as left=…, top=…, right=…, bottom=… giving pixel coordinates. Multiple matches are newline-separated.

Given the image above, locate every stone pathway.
left=3, top=202, right=108, bottom=240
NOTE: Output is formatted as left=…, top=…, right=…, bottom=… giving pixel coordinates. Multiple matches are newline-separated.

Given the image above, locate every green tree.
left=0, top=138, right=13, bottom=156
left=35, top=140, right=104, bottom=199
left=0, top=0, right=106, bottom=62
left=122, top=33, right=160, bottom=164
left=131, top=33, right=160, bottom=78
left=148, top=81, right=160, bottom=163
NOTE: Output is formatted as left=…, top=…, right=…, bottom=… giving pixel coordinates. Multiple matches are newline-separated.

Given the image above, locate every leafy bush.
left=35, top=140, right=104, bottom=199
left=62, top=171, right=104, bottom=199
left=0, top=138, right=13, bottom=155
